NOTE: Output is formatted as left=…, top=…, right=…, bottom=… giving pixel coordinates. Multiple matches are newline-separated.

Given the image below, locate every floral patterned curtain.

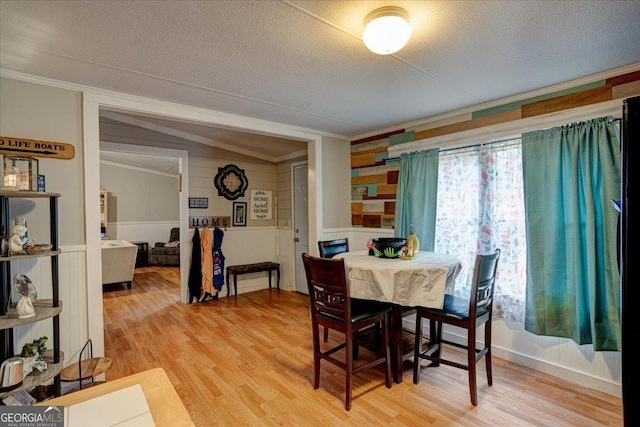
left=434, top=139, right=527, bottom=322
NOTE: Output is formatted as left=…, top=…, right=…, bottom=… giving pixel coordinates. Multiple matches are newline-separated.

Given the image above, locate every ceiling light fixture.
left=362, top=6, right=411, bottom=55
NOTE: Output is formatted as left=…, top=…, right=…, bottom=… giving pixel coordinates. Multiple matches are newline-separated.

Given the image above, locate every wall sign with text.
left=250, top=189, right=272, bottom=220
left=189, top=216, right=231, bottom=229
left=189, top=197, right=208, bottom=209
left=0, top=136, right=75, bottom=159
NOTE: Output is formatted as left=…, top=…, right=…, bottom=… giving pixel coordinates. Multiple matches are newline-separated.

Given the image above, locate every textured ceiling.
left=2, top=0, right=640, bottom=160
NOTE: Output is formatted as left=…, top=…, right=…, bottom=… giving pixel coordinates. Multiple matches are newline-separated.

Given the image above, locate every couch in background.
left=101, top=240, right=138, bottom=289
left=150, top=228, right=180, bottom=266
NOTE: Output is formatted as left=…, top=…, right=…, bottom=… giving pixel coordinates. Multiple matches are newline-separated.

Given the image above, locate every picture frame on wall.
left=233, top=202, right=247, bottom=227
left=189, top=197, right=208, bottom=208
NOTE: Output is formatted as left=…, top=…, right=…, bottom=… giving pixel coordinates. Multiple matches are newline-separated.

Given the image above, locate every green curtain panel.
left=394, top=149, right=439, bottom=250
left=522, top=117, right=621, bottom=351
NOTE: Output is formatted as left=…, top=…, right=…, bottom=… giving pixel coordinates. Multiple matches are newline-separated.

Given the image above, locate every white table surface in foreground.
left=340, top=250, right=462, bottom=308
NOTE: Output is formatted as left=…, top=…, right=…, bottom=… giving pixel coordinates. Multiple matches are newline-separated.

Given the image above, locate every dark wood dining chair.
left=412, top=249, right=501, bottom=406
left=318, top=238, right=349, bottom=342
left=318, top=238, right=349, bottom=258
left=302, top=253, right=392, bottom=410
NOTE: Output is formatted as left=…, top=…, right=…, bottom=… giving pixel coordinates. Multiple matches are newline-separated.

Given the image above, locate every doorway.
left=83, top=92, right=321, bottom=358
left=293, top=162, right=309, bottom=294
left=98, top=140, right=188, bottom=302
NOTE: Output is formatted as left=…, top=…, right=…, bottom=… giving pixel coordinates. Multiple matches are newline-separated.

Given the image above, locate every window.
left=434, top=139, right=527, bottom=322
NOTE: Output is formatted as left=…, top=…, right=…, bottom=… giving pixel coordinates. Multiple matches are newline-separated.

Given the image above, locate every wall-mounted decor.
left=233, top=202, right=247, bottom=227
left=0, top=136, right=75, bottom=160
left=189, top=197, right=208, bottom=209
left=250, top=190, right=272, bottom=220
left=214, top=164, right=248, bottom=200
left=189, top=216, right=231, bottom=229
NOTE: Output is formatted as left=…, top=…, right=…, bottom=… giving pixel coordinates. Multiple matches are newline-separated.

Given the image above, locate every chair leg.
left=312, top=324, right=321, bottom=389
left=431, top=319, right=442, bottom=366
left=383, top=314, right=391, bottom=389
left=485, top=321, right=493, bottom=387
left=373, top=322, right=382, bottom=348
left=468, top=328, right=478, bottom=406
left=323, top=326, right=329, bottom=342
left=412, top=313, right=424, bottom=384
left=345, top=331, right=354, bottom=411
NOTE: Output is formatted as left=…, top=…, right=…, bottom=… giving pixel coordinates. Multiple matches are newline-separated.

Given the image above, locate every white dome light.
left=362, top=6, right=411, bottom=55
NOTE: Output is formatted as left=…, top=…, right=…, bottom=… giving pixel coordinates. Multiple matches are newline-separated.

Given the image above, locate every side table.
left=130, top=241, right=149, bottom=268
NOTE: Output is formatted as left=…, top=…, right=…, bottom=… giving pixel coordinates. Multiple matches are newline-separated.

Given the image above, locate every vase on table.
left=402, top=224, right=420, bottom=260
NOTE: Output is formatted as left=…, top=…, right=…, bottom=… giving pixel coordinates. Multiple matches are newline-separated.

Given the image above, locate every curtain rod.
left=440, top=117, right=622, bottom=153
left=438, top=116, right=621, bottom=153
left=388, top=100, right=624, bottom=158
left=439, top=136, right=520, bottom=153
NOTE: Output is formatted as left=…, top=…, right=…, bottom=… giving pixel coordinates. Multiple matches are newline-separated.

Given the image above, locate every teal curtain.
left=394, top=149, right=439, bottom=250
left=522, top=117, right=621, bottom=351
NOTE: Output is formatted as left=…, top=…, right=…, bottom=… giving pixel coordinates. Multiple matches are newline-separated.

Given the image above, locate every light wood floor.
left=103, top=266, right=622, bottom=427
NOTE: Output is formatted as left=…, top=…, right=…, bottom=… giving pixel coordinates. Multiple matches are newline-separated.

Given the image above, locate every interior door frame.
left=292, top=161, right=309, bottom=294
left=82, top=91, right=322, bottom=358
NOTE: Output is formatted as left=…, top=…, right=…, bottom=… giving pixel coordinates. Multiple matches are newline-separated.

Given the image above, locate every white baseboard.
left=403, top=317, right=622, bottom=398
left=490, top=346, right=621, bottom=398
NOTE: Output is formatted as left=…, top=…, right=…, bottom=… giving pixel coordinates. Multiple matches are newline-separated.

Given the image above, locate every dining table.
left=339, top=250, right=462, bottom=383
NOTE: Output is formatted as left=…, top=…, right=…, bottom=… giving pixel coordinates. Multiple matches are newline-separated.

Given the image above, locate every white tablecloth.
left=339, top=250, right=462, bottom=309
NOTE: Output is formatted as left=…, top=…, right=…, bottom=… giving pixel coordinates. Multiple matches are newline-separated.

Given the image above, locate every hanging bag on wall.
left=213, top=226, right=225, bottom=293
left=188, top=228, right=202, bottom=303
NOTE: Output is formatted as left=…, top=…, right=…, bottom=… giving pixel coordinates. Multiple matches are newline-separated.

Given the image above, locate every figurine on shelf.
left=9, top=224, right=28, bottom=255
left=1, top=234, right=8, bottom=257
left=13, top=273, right=37, bottom=319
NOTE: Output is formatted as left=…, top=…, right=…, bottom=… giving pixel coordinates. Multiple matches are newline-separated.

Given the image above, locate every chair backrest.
left=318, top=238, right=349, bottom=259
left=169, top=228, right=179, bottom=242
left=469, top=249, right=501, bottom=319
left=302, top=253, right=351, bottom=328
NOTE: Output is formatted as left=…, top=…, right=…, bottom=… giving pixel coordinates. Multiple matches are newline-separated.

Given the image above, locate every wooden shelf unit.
left=0, top=190, right=63, bottom=399
left=0, top=300, right=63, bottom=329
left=0, top=350, right=65, bottom=399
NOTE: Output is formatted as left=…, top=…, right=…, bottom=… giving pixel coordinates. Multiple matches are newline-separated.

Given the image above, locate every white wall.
left=100, top=162, right=179, bottom=244
left=188, top=156, right=276, bottom=228
left=0, top=77, right=89, bottom=367
left=186, top=155, right=281, bottom=294
left=101, top=164, right=178, bottom=223
left=321, top=136, right=351, bottom=229
left=1, top=78, right=85, bottom=245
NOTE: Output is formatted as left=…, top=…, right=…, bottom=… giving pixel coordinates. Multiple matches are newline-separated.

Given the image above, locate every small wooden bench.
left=226, top=262, right=280, bottom=299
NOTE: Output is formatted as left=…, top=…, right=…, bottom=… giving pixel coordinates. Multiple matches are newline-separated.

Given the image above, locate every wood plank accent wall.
left=413, top=69, right=640, bottom=141
left=520, top=85, right=612, bottom=118
left=350, top=69, right=640, bottom=228
left=351, top=132, right=403, bottom=229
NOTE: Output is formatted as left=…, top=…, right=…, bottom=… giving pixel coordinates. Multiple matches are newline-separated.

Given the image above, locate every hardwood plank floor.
left=103, top=267, right=622, bottom=426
